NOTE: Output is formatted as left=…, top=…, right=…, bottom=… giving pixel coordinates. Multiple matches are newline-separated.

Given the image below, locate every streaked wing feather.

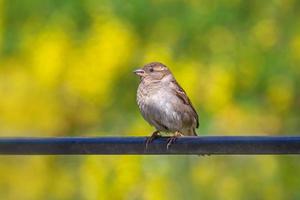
left=171, top=80, right=199, bottom=128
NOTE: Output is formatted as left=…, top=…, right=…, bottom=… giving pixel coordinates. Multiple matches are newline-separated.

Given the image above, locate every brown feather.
left=171, top=80, right=199, bottom=128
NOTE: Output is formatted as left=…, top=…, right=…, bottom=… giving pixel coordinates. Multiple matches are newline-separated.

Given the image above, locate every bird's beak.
left=133, top=68, right=145, bottom=77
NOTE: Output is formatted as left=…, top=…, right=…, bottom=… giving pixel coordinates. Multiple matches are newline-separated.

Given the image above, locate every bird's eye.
left=149, top=68, right=154, bottom=72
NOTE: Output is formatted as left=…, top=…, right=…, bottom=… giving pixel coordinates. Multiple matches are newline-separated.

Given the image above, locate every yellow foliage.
left=0, top=0, right=3, bottom=48
left=252, top=19, right=278, bottom=49
left=204, top=63, right=235, bottom=113
left=65, top=17, right=136, bottom=102
left=267, top=75, right=294, bottom=113
left=290, top=35, right=300, bottom=62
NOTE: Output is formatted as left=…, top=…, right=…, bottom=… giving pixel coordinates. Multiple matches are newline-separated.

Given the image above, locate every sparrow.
left=134, top=62, right=199, bottom=149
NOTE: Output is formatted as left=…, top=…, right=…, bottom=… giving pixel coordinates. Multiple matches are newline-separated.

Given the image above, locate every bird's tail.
left=192, top=128, right=198, bottom=136
left=187, top=128, right=197, bottom=136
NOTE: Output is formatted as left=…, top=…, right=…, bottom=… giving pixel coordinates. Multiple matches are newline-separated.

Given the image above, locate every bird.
left=133, top=62, right=199, bottom=149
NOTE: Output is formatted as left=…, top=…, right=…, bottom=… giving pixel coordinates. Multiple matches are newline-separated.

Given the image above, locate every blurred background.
left=0, top=0, right=300, bottom=199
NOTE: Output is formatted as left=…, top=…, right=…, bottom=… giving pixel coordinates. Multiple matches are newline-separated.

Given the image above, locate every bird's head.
left=134, top=62, right=171, bottom=81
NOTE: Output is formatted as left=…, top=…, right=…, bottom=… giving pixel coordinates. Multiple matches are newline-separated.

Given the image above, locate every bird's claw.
left=145, top=131, right=160, bottom=150
left=166, top=132, right=183, bottom=149
left=166, top=136, right=178, bottom=149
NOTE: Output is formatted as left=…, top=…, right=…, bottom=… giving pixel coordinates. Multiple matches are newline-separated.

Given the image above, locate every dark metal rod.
left=0, top=136, right=300, bottom=155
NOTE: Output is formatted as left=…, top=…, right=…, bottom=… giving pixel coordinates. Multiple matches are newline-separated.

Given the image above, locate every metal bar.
left=0, top=136, right=300, bottom=155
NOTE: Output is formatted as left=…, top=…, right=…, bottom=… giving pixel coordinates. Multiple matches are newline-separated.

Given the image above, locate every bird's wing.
left=170, top=80, right=199, bottom=128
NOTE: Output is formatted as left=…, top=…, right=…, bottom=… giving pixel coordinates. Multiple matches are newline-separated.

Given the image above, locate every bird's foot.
left=167, top=132, right=183, bottom=149
left=145, top=131, right=161, bottom=149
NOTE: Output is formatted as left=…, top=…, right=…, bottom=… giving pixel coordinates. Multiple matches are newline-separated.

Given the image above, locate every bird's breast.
left=137, top=85, right=183, bottom=130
